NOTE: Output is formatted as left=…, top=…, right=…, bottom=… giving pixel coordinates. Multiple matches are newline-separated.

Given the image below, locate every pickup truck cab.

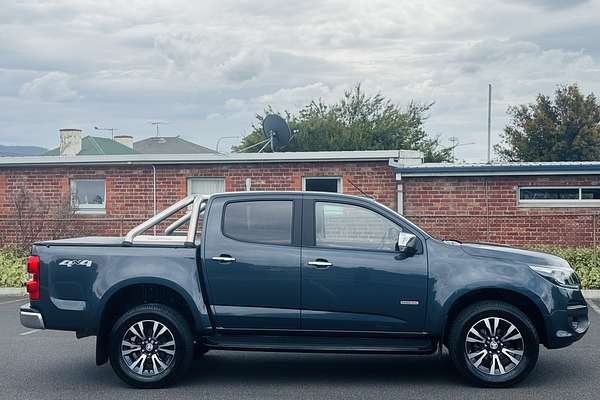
left=20, top=191, right=589, bottom=388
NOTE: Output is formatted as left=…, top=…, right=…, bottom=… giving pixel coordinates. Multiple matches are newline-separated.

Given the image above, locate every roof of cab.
left=208, top=190, right=373, bottom=202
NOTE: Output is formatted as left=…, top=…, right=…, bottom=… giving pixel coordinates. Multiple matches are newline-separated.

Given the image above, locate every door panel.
left=301, top=248, right=427, bottom=332
left=203, top=197, right=301, bottom=330
left=301, top=199, right=428, bottom=333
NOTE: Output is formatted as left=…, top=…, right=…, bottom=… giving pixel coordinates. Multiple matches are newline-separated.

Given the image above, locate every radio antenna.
left=347, top=178, right=373, bottom=199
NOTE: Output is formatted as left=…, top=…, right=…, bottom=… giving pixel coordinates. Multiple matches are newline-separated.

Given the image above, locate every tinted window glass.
left=520, top=188, right=578, bottom=200
left=223, top=201, right=293, bottom=245
left=304, top=178, right=340, bottom=193
left=582, top=188, right=600, bottom=200
left=315, top=202, right=401, bottom=251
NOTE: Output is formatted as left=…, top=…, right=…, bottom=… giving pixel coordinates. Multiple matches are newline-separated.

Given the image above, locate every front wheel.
left=108, top=303, right=194, bottom=388
left=447, top=301, right=539, bottom=387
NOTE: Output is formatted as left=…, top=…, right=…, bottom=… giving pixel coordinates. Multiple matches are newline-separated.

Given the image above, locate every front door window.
left=315, top=202, right=401, bottom=252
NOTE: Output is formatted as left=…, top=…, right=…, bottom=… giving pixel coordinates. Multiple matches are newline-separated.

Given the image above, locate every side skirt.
left=203, top=331, right=437, bottom=355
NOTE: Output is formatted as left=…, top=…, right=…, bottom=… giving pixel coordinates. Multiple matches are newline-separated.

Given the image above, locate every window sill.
left=518, top=202, right=600, bottom=208
left=74, top=209, right=107, bottom=215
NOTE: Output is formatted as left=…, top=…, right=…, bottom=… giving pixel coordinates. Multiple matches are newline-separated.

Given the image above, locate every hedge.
left=0, top=247, right=27, bottom=288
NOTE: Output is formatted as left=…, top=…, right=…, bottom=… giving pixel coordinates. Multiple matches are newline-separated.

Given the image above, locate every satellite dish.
left=262, top=114, right=291, bottom=152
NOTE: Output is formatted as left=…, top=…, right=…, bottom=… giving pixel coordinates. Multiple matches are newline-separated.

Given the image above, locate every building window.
left=302, top=177, right=342, bottom=193
left=187, top=177, right=225, bottom=197
left=518, top=186, right=600, bottom=207
left=71, top=179, right=105, bottom=213
left=223, top=201, right=293, bottom=245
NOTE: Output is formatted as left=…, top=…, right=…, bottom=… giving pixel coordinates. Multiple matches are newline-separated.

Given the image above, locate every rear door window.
left=223, top=201, right=293, bottom=245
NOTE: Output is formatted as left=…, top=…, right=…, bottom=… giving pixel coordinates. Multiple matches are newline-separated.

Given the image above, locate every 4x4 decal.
left=58, top=259, right=93, bottom=268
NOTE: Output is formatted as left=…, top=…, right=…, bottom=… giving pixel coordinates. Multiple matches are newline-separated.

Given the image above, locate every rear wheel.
left=108, top=303, right=193, bottom=388
left=447, top=301, right=539, bottom=387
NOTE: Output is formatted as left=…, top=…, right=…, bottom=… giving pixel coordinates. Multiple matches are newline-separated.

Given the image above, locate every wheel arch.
left=95, top=279, right=208, bottom=366
left=441, top=288, right=549, bottom=347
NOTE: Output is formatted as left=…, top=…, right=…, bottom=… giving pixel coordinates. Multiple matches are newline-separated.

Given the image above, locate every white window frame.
left=302, top=176, right=343, bottom=193
left=187, top=177, right=225, bottom=197
left=70, top=179, right=106, bottom=214
left=517, top=186, right=600, bottom=207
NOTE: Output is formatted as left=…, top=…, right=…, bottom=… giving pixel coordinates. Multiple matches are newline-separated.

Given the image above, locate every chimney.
left=59, top=129, right=82, bottom=156
left=114, top=135, right=134, bottom=149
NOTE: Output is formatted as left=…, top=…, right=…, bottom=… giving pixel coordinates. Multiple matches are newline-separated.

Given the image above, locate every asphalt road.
left=1, top=296, right=599, bottom=400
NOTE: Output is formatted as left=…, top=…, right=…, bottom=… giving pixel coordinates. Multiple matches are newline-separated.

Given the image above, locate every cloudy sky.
left=1, top=0, right=599, bottom=160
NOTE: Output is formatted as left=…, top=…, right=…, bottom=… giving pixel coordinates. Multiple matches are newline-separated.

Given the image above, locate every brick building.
left=395, top=162, right=600, bottom=247
left=0, top=150, right=420, bottom=244
left=2, top=153, right=600, bottom=249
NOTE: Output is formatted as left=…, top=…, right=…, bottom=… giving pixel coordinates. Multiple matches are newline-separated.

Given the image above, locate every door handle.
left=212, top=255, right=236, bottom=263
left=308, top=260, right=332, bottom=268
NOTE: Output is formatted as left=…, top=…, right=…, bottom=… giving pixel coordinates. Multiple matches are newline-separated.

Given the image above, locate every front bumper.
left=20, top=303, right=45, bottom=330
left=545, top=301, right=589, bottom=349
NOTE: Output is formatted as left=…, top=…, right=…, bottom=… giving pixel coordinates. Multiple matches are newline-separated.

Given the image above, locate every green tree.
left=234, top=85, right=452, bottom=162
left=496, top=84, right=600, bottom=162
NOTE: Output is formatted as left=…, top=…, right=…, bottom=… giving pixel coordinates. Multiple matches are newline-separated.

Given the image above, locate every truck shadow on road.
left=175, top=351, right=575, bottom=389
left=185, top=352, right=461, bottom=386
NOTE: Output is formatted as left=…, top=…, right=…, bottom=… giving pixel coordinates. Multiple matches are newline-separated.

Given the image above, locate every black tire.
left=108, top=303, right=194, bottom=388
left=447, top=301, right=539, bottom=388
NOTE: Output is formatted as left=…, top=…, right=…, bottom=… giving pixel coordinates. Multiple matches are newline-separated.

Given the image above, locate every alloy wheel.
left=120, top=319, right=176, bottom=377
left=465, top=317, right=524, bottom=376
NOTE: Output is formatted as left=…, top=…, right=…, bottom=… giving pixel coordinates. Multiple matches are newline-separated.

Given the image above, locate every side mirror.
left=397, top=232, right=418, bottom=254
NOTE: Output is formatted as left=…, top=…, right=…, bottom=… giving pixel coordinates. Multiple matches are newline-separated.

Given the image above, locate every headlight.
left=529, top=265, right=580, bottom=289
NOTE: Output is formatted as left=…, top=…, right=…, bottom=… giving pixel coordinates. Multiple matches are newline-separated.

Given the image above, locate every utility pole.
left=487, top=83, right=492, bottom=164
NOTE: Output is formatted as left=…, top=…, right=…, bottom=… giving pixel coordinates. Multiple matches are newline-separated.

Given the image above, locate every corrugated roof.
left=46, top=136, right=136, bottom=156
left=133, top=136, right=217, bottom=154
left=394, top=161, right=600, bottom=177
left=0, top=149, right=422, bottom=167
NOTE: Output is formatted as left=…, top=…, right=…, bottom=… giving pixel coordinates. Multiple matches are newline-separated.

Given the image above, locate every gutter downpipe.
left=152, top=165, right=157, bottom=235
left=388, top=158, right=404, bottom=215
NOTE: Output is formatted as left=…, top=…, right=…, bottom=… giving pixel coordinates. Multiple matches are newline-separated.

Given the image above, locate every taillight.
left=26, top=256, right=40, bottom=300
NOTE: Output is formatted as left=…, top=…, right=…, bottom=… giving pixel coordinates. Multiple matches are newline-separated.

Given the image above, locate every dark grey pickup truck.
left=20, top=191, right=589, bottom=388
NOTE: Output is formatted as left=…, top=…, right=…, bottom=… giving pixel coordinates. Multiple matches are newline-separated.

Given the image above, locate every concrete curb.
left=0, top=287, right=26, bottom=297
left=583, top=289, right=600, bottom=299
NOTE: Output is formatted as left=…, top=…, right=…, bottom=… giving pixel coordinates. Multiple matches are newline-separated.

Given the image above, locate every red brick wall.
left=0, top=161, right=396, bottom=245
left=402, top=175, right=600, bottom=247
left=3, top=162, right=598, bottom=249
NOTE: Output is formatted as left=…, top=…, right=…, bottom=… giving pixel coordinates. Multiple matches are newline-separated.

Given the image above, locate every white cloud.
left=254, top=83, right=340, bottom=109
left=1, top=0, right=600, bottom=161
left=18, top=72, right=80, bottom=102
left=219, top=49, right=270, bottom=82
left=510, top=0, right=590, bottom=10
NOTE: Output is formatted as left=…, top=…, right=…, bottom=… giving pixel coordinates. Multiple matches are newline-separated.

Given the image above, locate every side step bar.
left=204, top=334, right=437, bottom=355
